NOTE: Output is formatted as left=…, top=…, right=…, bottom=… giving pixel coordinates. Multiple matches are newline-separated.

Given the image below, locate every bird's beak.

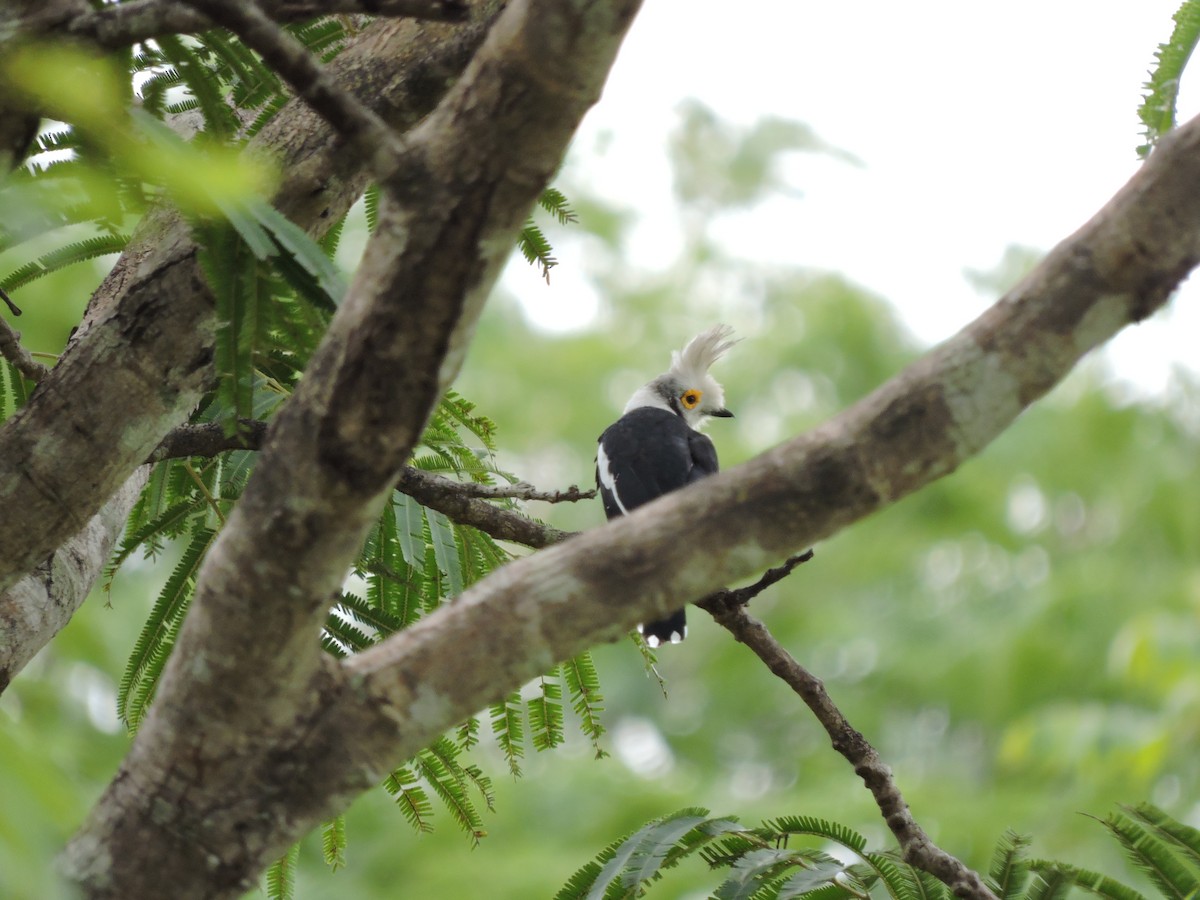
left=711, top=408, right=734, bottom=418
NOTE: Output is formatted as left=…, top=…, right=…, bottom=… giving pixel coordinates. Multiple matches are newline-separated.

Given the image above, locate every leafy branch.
left=558, top=802, right=1200, bottom=900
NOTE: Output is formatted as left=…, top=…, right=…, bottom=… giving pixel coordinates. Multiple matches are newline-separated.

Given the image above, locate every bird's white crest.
left=668, top=324, right=738, bottom=384
left=622, top=325, right=740, bottom=423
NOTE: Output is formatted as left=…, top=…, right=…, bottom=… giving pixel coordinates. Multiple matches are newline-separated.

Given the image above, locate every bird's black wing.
left=594, top=408, right=721, bottom=648
left=596, top=408, right=700, bottom=519
left=686, top=429, right=720, bottom=481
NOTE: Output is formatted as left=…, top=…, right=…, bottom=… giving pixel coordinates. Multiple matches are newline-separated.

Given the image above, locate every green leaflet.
left=264, top=842, right=299, bottom=900
left=989, top=830, right=1034, bottom=900
left=518, top=187, right=580, bottom=282
left=417, top=737, right=488, bottom=845
left=198, top=223, right=260, bottom=428
left=321, top=815, right=347, bottom=872
left=562, top=805, right=1200, bottom=900
left=517, top=217, right=560, bottom=282
left=529, top=671, right=565, bottom=753
left=363, top=183, right=381, bottom=233
left=155, top=33, right=240, bottom=139
left=117, top=527, right=216, bottom=731
left=1123, top=802, right=1200, bottom=867
left=384, top=765, right=434, bottom=835
left=0, top=360, right=30, bottom=422
left=1027, top=861, right=1148, bottom=900
left=490, top=692, right=526, bottom=778
left=426, top=508, right=464, bottom=598
left=776, top=857, right=857, bottom=900
left=745, top=814, right=868, bottom=858
left=392, top=493, right=428, bottom=575
left=564, top=809, right=739, bottom=900
left=245, top=199, right=348, bottom=306
left=1101, top=809, right=1198, bottom=900
left=859, top=852, right=920, bottom=900
left=1022, top=865, right=1077, bottom=900
left=537, top=186, right=579, bottom=225
left=1139, top=0, right=1200, bottom=156
left=563, top=651, right=608, bottom=757
left=0, top=233, right=128, bottom=293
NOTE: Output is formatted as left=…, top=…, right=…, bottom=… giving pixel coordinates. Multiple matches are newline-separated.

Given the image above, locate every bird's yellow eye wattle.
left=680, top=390, right=702, bottom=410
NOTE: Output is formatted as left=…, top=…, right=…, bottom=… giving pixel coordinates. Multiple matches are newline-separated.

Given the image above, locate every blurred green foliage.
left=2, top=73, right=1199, bottom=900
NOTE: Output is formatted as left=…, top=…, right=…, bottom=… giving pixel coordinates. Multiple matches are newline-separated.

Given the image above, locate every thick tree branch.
left=65, top=1, right=642, bottom=895
left=0, top=468, right=148, bottom=691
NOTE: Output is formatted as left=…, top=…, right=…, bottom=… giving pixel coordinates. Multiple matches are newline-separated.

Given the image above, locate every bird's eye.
left=681, top=390, right=702, bottom=409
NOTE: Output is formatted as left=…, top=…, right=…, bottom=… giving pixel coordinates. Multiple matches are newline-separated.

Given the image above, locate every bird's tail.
left=638, top=609, right=687, bottom=648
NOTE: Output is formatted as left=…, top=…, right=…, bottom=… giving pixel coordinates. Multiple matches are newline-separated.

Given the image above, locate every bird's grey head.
left=624, top=325, right=739, bottom=429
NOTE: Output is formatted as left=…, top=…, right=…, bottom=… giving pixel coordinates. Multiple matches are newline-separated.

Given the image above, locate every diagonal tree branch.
left=0, top=468, right=149, bottom=692
left=64, top=0, right=643, bottom=895
left=147, top=419, right=270, bottom=462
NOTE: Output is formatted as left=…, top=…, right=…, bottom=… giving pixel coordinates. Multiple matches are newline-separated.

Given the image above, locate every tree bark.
left=0, top=468, right=148, bottom=691
left=0, top=3, right=499, bottom=681
left=61, top=0, right=643, bottom=895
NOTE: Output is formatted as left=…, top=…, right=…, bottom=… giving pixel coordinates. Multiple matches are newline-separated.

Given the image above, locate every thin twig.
left=182, top=460, right=226, bottom=525
left=149, top=420, right=579, bottom=547
left=701, top=599, right=998, bottom=900
left=0, top=315, right=51, bottom=382
left=444, top=480, right=597, bottom=502
left=394, top=467, right=575, bottom=548
left=701, top=549, right=814, bottom=608
left=0, top=287, right=21, bottom=317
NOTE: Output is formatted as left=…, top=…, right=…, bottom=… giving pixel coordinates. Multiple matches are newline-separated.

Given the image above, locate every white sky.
left=514, top=1, right=1198, bottom=397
